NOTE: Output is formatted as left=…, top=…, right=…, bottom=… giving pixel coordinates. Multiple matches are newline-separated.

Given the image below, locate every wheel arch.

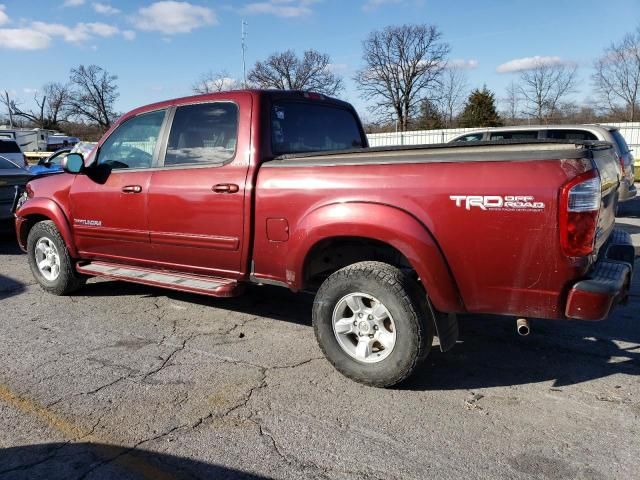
left=17, top=198, right=78, bottom=257
left=289, top=202, right=464, bottom=313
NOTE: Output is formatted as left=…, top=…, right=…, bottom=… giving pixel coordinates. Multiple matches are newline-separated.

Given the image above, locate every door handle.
left=212, top=183, right=239, bottom=194
left=122, top=185, right=142, bottom=193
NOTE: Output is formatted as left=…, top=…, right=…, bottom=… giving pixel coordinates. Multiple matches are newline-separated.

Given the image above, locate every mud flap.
left=434, top=312, right=459, bottom=352
left=426, top=297, right=459, bottom=352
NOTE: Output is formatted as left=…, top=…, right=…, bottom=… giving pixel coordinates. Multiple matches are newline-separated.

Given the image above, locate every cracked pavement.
left=0, top=207, right=639, bottom=480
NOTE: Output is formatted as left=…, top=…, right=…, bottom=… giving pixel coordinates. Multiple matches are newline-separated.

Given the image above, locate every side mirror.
left=62, top=153, right=84, bottom=174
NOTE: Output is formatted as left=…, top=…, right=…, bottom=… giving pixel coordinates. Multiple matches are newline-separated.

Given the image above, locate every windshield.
left=271, top=102, right=364, bottom=155
left=0, top=156, right=20, bottom=169
left=611, top=130, right=631, bottom=154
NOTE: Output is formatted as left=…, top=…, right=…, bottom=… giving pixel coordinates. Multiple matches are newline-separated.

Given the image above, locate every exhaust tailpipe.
left=516, top=318, right=530, bottom=336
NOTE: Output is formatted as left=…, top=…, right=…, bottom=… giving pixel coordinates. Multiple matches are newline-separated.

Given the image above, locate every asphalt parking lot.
left=0, top=199, right=638, bottom=480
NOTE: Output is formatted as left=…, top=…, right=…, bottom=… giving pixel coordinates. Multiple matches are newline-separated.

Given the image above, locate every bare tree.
left=67, top=65, right=119, bottom=129
left=434, top=66, right=468, bottom=127
left=593, top=27, right=640, bottom=121
left=248, top=50, right=343, bottom=95
left=0, top=83, right=71, bottom=129
left=518, top=60, right=578, bottom=123
left=192, top=71, right=240, bottom=94
left=502, top=80, right=521, bottom=124
left=354, top=24, right=450, bottom=131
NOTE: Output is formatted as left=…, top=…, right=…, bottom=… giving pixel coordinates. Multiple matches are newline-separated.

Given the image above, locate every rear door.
left=69, top=109, right=167, bottom=262
left=146, top=95, right=251, bottom=277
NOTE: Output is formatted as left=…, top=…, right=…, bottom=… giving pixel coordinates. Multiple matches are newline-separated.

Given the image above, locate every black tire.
left=27, top=220, right=86, bottom=295
left=312, top=261, right=434, bottom=387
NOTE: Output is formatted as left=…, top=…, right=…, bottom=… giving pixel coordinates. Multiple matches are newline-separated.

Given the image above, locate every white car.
left=0, top=139, right=28, bottom=168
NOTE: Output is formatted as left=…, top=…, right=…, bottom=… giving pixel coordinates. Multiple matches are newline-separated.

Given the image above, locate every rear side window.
left=271, top=102, right=364, bottom=155
left=0, top=140, right=21, bottom=153
left=610, top=130, right=630, bottom=154
left=165, top=102, right=238, bottom=166
left=453, top=134, right=484, bottom=142
left=490, top=131, right=539, bottom=140
left=547, top=130, right=597, bottom=141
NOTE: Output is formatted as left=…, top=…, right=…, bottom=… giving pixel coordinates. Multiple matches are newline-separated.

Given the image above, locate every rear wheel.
left=312, top=261, right=433, bottom=387
left=27, top=220, right=85, bottom=295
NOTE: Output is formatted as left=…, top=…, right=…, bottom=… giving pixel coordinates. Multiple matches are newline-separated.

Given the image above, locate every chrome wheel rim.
left=332, top=292, right=396, bottom=364
left=34, top=237, right=61, bottom=281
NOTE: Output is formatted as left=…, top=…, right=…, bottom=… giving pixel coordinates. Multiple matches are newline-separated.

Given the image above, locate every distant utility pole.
left=241, top=20, right=248, bottom=88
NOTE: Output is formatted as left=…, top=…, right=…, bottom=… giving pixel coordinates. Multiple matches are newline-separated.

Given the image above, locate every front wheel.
left=27, top=220, right=86, bottom=295
left=312, top=261, right=434, bottom=387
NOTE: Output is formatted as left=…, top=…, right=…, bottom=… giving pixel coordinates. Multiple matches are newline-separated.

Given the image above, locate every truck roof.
left=119, top=89, right=353, bottom=124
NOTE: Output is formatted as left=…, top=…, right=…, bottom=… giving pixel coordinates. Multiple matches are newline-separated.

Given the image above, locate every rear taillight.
left=559, top=170, right=601, bottom=257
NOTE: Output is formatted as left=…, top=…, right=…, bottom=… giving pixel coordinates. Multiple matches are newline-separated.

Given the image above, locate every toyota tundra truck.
left=14, top=90, right=635, bottom=387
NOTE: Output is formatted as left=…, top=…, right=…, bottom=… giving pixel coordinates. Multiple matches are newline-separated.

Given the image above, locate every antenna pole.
left=241, top=20, right=248, bottom=88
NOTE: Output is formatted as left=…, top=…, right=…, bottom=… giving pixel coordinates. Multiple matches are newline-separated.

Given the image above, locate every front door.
left=69, top=109, right=167, bottom=263
left=147, top=97, right=250, bottom=277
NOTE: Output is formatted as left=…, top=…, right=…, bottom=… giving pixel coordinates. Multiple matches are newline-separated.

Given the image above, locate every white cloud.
left=0, top=28, right=51, bottom=50
left=496, top=55, right=572, bottom=73
left=241, top=0, right=318, bottom=17
left=62, top=0, right=85, bottom=7
left=0, top=5, right=9, bottom=26
left=448, top=59, right=479, bottom=70
left=362, top=0, right=401, bottom=12
left=23, top=87, right=38, bottom=94
left=134, top=1, right=216, bottom=34
left=93, top=2, right=120, bottom=15
left=122, top=29, right=136, bottom=40
left=326, top=63, right=348, bottom=73
left=30, top=21, right=128, bottom=44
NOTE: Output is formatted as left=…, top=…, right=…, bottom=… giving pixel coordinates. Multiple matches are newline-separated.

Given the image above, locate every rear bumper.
left=565, top=229, right=634, bottom=321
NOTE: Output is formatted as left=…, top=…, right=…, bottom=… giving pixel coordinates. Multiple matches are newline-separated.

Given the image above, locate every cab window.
left=97, top=110, right=166, bottom=169
left=164, top=103, right=238, bottom=166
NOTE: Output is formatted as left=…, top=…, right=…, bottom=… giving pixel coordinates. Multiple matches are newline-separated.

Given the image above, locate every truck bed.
left=253, top=140, right=620, bottom=319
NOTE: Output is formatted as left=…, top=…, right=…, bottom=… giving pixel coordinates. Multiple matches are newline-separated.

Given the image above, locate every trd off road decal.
left=450, top=195, right=545, bottom=212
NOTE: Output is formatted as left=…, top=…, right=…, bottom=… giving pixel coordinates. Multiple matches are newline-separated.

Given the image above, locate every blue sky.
left=1, top=0, right=639, bottom=121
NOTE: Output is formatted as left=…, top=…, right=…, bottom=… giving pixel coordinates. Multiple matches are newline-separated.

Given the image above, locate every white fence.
left=366, top=123, right=640, bottom=151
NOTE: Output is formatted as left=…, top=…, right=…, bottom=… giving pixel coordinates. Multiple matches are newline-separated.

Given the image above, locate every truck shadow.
left=77, top=279, right=639, bottom=391
left=0, top=442, right=268, bottom=479
left=0, top=275, right=25, bottom=300
left=404, top=311, right=639, bottom=391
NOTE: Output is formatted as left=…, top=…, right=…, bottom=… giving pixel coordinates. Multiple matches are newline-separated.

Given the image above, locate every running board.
left=76, top=261, right=240, bottom=298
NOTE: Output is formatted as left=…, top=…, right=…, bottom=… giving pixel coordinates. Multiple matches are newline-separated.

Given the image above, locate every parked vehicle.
left=29, top=148, right=71, bottom=176
left=449, top=125, right=636, bottom=202
left=0, top=139, right=28, bottom=167
left=0, top=155, right=32, bottom=221
left=14, top=91, right=634, bottom=387
left=29, top=142, right=97, bottom=176
left=0, top=128, right=79, bottom=152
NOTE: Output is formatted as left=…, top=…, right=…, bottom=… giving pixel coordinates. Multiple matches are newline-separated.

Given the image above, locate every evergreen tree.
left=458, top=86, right=502, bottom=127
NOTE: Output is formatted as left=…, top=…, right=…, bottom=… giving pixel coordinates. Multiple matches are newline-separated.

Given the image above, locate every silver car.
left=449, top=125, right=636, bottom=202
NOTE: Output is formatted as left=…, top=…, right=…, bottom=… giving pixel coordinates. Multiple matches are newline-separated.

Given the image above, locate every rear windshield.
left=610, top=130, right=630, bottom=154
left=0, top=141, right=21, bottom=154
left=0, top=156, right=19, bottom=169
left=271, top=102, right=364, bottom=155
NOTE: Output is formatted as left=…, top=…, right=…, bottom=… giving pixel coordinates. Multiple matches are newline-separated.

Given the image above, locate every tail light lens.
left=559, top=170, right=601, bottom=257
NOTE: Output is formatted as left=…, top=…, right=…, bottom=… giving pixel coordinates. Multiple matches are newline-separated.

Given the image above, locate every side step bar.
left=76, top=261, right=240, bottom=298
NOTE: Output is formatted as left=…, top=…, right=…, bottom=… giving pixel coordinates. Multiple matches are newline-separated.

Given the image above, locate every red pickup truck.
left=14, top=90, right=635, bottom=387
